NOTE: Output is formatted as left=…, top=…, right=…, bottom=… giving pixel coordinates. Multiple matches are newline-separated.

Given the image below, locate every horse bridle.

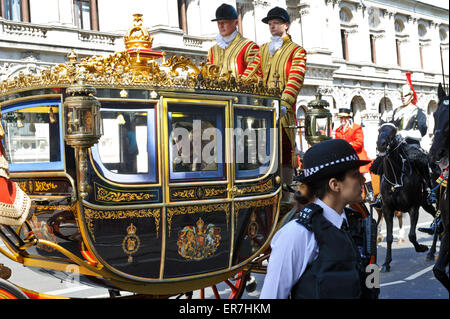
left=378, top=123, right=410, bottom=190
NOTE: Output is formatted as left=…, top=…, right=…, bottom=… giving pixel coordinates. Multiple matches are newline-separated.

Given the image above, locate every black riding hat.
left=211, top=3, right=238, bottom=21
left=262, top=7, right=290, bottom=24
left=337, top=108, right=352, bottom=117
left=296, top=139, right=371, bottom=183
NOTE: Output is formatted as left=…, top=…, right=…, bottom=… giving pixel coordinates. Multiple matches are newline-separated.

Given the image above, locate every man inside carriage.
left=371, top=72, right=436, bottom=208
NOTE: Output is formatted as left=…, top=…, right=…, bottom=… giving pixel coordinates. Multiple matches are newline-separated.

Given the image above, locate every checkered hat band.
left=303, top=154, right=359, bottom=177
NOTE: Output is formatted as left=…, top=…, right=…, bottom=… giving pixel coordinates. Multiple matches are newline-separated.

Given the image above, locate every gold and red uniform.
left=206, top=32, right=261, bottom=79
left=335, top=123, right=372, bottom=173
left=254, top=35, right=307, bottom=167
left=0, top=118, right=31, bottom=226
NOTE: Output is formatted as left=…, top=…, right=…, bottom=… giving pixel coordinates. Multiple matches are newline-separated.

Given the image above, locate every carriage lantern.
left=64, top=77, right=102, bottom=199
left=64, top=77, right=102, bottom=148
left=305, top=92, right=332, bottom=146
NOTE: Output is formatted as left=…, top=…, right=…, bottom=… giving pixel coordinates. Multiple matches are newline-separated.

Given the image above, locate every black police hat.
left=211, top=3, right=238, bottom=21
left=296, top=139, right=370, bottom=184
left=262, top=7, right=290, bottom=24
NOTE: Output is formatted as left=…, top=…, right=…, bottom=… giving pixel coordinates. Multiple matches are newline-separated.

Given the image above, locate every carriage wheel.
left=177, top=270, right=249, bottom=299
left=0, top=279, right=28, bottom=299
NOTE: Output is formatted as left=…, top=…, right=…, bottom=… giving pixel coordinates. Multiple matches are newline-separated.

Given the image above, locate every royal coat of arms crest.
left=177, top=218, right=221, bottom=261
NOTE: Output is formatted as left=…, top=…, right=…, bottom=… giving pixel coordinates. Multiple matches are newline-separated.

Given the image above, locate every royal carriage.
left=0, top=14, right=288, bottom=299
left=0, top=14, right=376, bottom=299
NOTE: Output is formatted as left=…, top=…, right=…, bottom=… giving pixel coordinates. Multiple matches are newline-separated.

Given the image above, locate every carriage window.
left=91, top=107, right=158, bottom=183
left=168, top=104, right=224, bottom=180
left=2, top=102, right=63, bottom=171
left=235, top=110, right=273, bottom=179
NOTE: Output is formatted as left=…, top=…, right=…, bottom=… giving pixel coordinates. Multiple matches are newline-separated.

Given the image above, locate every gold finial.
left=67, top=50, right=78, bottom=64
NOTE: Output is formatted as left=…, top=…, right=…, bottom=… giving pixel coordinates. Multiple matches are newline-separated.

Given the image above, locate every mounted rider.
left=371, top=72, right=434, bottom=205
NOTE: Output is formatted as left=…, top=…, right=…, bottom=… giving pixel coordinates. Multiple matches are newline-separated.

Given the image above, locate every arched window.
left=394, top=19, right=404, bottom=33
left=418, top=24, right=427, bottom=38
left=339, top=7, right=353, bottom=23
left=368, top=9, right=380, bottom=28
left=379, top=97, right=393, bottom=122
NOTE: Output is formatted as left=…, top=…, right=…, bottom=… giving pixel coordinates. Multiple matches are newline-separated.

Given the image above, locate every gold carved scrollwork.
left=96, top=186, right=155, bottom=203
left=171, top=189, right=196, bottom=199
left=84, top=208, right=161, bottom=242
left=234, top=195, right=278, bottom=228
left=239, top=179, right=273, bottom=195
left=34, top=181, right=58, bottom=192
left=166, top=203, right=230, bottom=237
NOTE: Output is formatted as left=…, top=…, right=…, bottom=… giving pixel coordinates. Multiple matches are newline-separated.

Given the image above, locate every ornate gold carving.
left=170, top=186, right=227, bottom=201
left=96, top=186, right=155, bottom=203
left=0, top=14, right=281, bottom=97
left=83, top=207, right=160, bottom=241
left=171, top=189, right=196, bottom=199
left=234, top=195, right=278, bottom=211
left=34, top=181, right=58, bottom=192
left=203, top=187, right=227, bottom=197
left=234, top=195, right=278, bottom=227
left=16, top=180, right=63, bottom=193
left=166, top=203, right=230, bottom=237
left=239, top=179, right=273, bottom=194
left=122, top=223, right=141, bottom=263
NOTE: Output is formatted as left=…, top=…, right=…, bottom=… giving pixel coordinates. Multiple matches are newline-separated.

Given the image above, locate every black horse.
left=376, top=123, right=436, bottom=272
left=429, top=83, right=449, bottom=291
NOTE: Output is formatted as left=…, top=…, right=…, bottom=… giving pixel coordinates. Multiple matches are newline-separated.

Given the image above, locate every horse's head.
left=430, top=83, right=449, bottom=164
left=377, top=121, right=398, bottom=156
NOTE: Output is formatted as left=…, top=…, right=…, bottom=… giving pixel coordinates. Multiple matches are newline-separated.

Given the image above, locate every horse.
left=376, top=122, right=436, bottom=272
left=369, top=174, right=405, bottom=244
left=429, top=83, right=449, bottom=291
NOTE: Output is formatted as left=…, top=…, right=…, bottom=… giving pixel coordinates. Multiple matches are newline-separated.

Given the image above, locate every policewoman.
left=207, top=3, right=261, bottom=79
left=260, top=139, right=379, bottom=299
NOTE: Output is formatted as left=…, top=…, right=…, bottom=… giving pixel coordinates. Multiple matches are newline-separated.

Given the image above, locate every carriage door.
left=163, top=97, right=230, bottom=277
left=231, top=100, right=281, bottom=267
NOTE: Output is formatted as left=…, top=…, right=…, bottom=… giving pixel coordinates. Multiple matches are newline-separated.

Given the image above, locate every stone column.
left=186, top=0, right=202, bottom=36
left=353, top=3, right=371, bottom=64
left=379, top=10, right=397, bottom=67
left=240, top=2, right=255, bottom=41
left=287, top=4, right=302, bottom=45
left=324, top=0, right=342, bottom=59
left=252, top=0, right=270, bottom=44
left=90, top=0, right=99, bottom=30
left=404, top=16, right=421, bottom=70
left=428, top=22, right=442, bottom=74
left=21, top=0, right=30, bottom=22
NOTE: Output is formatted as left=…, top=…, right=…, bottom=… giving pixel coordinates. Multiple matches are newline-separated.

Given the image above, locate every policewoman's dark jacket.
left=290, top=203, right=379, bottom=299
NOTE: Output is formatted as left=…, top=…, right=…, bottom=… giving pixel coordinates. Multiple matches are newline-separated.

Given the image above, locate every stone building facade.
left=1, top=0, right=448, bottom=157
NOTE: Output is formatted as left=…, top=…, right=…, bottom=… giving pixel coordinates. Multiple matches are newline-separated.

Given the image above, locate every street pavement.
left=0, top=207, right=448, bottom=299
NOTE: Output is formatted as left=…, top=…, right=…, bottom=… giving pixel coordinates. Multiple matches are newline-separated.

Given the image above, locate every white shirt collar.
left=269, top=35, right=284, bottom=55
left=216, top=29, right=239, bottom=49
left=314, top=198, right=348, bottom=229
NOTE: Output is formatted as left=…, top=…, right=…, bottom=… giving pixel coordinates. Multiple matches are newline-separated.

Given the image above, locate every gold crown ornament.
left=124, top=14, right=165, bottom=71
